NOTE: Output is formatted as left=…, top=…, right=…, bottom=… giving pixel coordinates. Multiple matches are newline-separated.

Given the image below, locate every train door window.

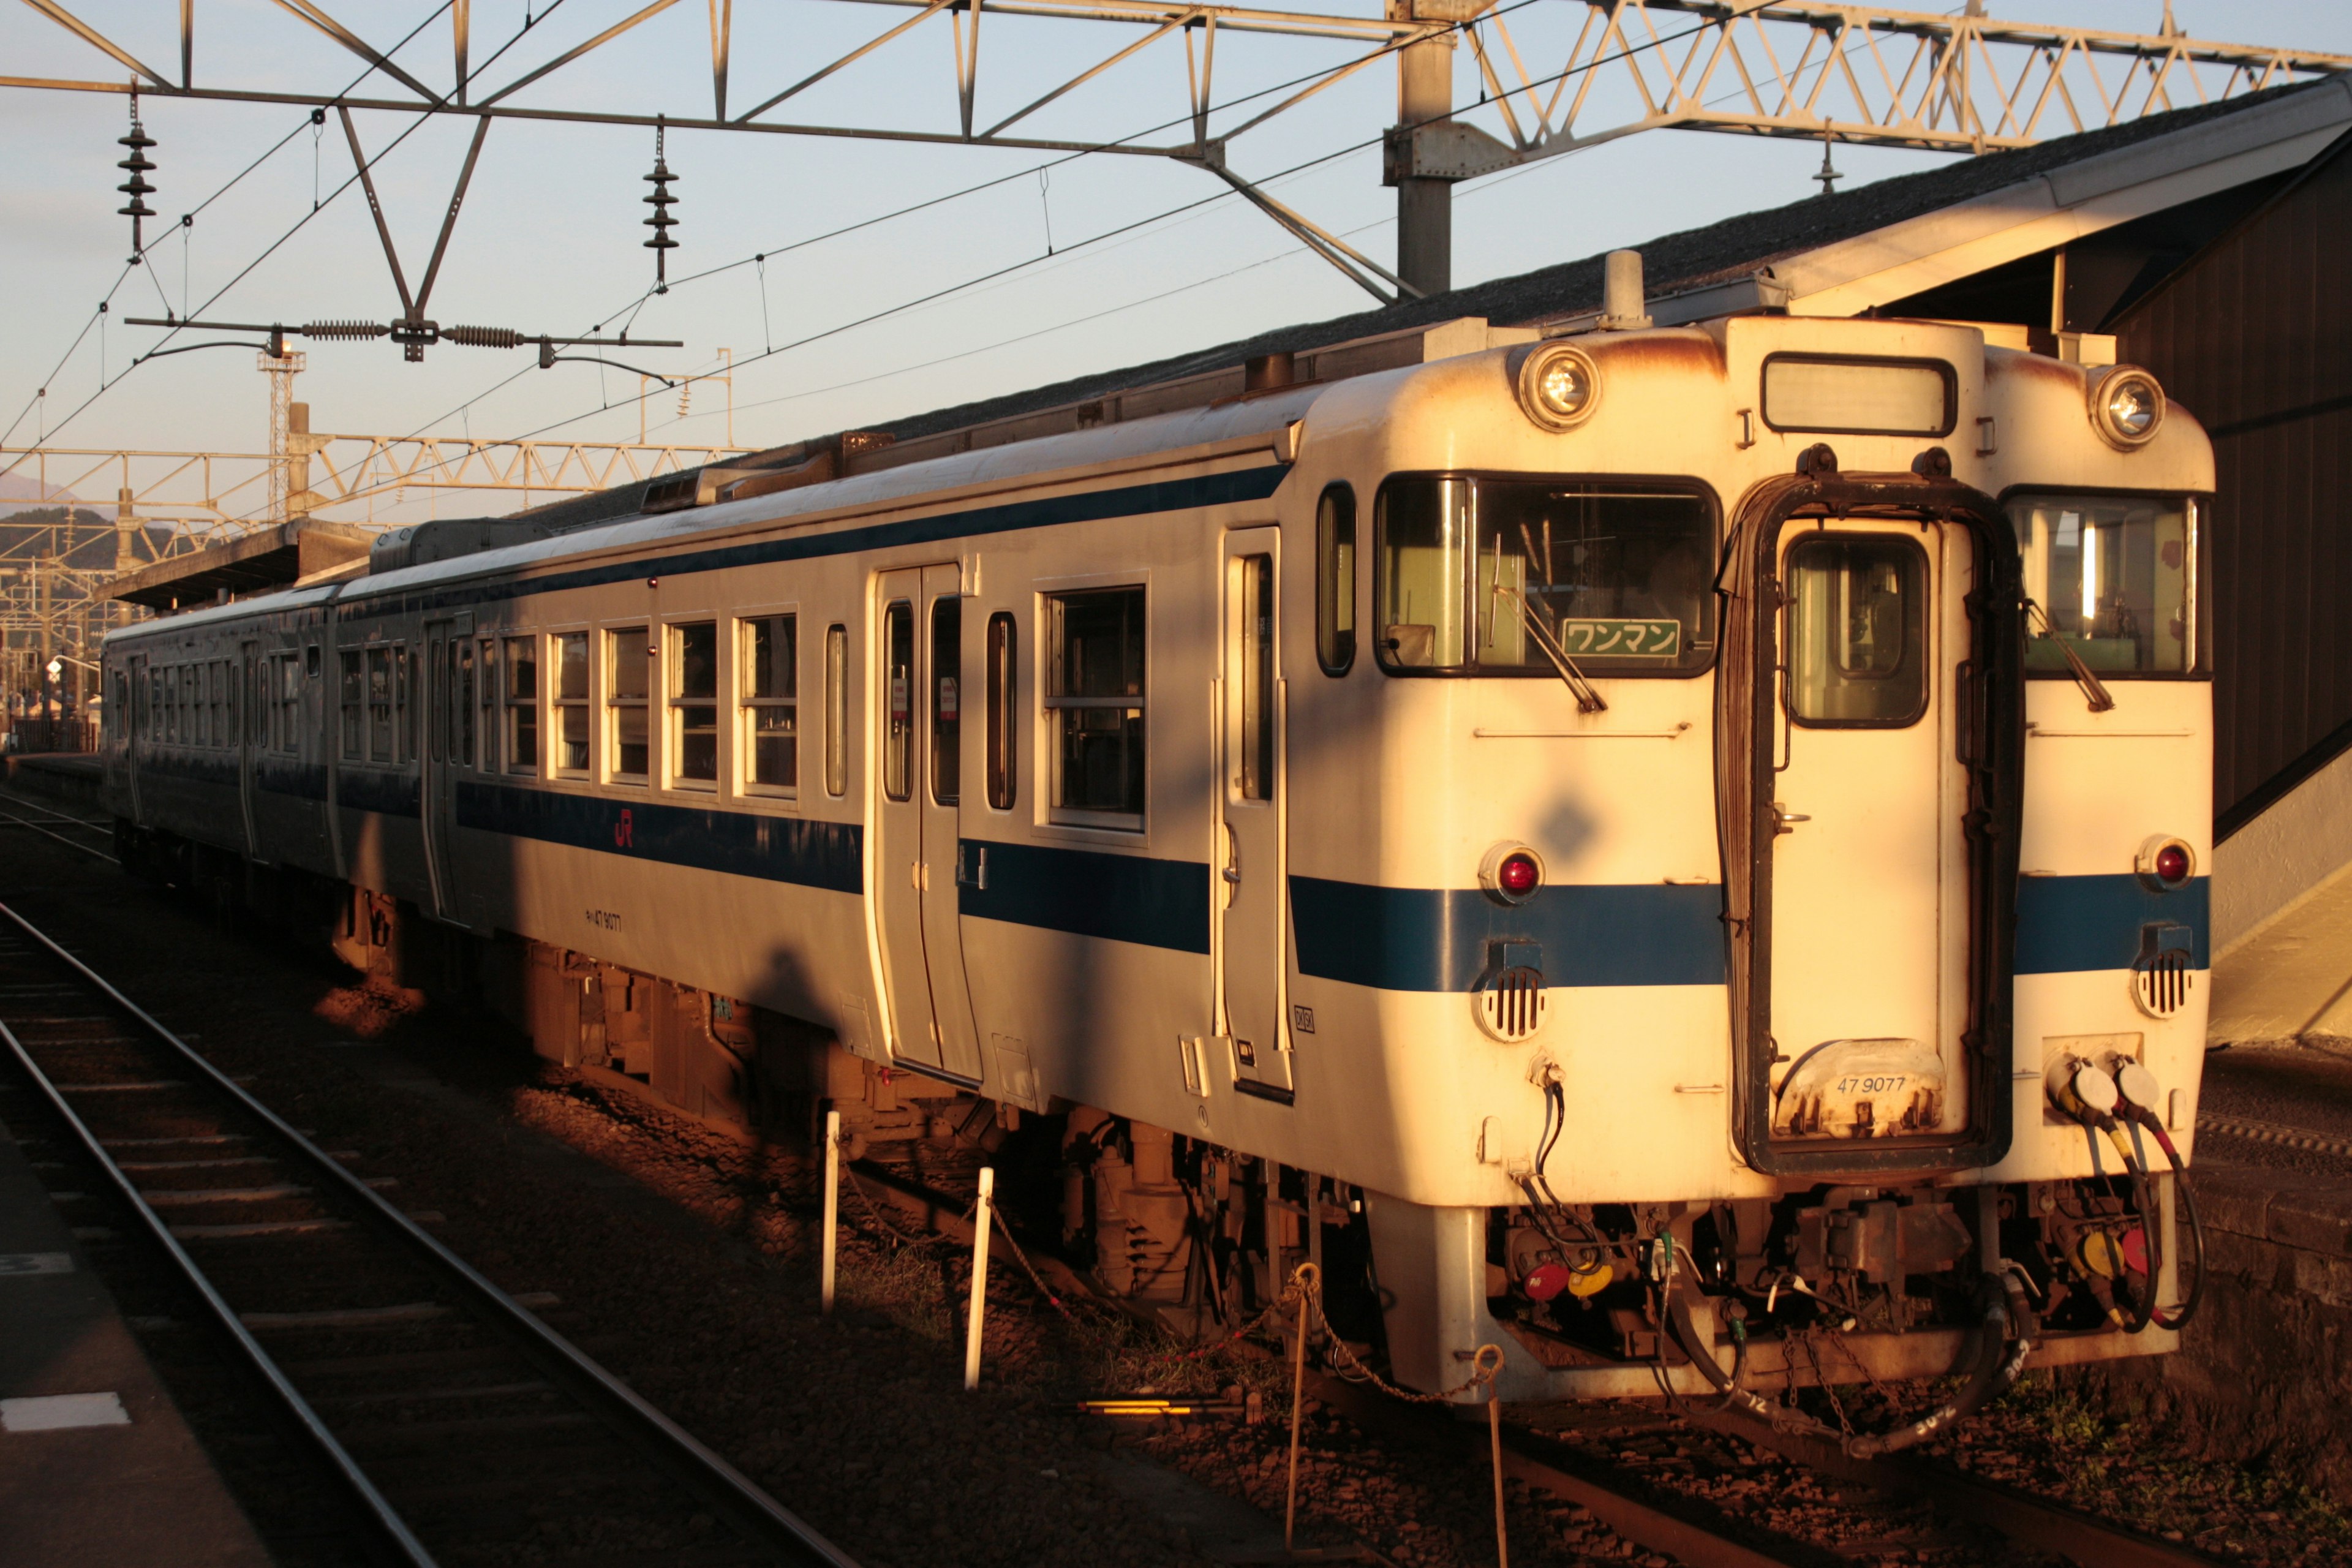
left=1785, top=534, right=1929, bottom=727
left=507, top=636, right=542, bottom=773
left=1374, top=478, right=1468, bottom=669
left=882, top=602, right=914, bottom=803
left=1046, top=587, right=1146, bottom=826
left=455, top=639, right=477, bottom=767
left=1237, top=554, right=1275, bottom=800
left=306, top=644, right=321, bottom=679
left=739, top=614, right=795, bottom=793
left=190, top=663, right=206, bottom=746
left=367, top=647, right=396, bottom=761
left=669, top=620, right=720, bottom=788
left=931, top=600, right=962, bottom=805
left=1316, top=484, right=1357, bottom=674
left=339, top=652, right=363, bottom=759
left=554, top=632, right=590, bottom=774
left=985, top=611, right=1016, bottom=810
left=607, top=628, right=651, bottom=783
left=824, top=624, right=847, bottom=797
left=111, top=672, right=127, bottom=743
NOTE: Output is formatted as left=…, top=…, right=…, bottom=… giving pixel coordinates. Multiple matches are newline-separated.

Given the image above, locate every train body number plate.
left=1558, top=618, right=1680, bottom=657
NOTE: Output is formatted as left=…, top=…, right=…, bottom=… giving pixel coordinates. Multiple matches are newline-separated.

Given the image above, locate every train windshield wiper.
left=2023, top=598, right=2116, bottom=713
left=1493, top=584, right=1607, bottom=714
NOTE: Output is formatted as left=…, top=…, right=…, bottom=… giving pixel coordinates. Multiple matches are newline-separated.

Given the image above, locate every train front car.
left=1301, top=315, right=2212, bottom=1430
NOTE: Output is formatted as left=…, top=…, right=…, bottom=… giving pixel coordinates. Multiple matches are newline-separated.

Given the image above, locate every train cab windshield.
left=1375, top=477, right=1715, bottom=675
left=2008, top=491, right=2197, bottom=674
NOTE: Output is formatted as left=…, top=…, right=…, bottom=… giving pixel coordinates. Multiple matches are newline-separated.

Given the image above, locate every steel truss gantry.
left=7, top=2, right=2349, bottom=299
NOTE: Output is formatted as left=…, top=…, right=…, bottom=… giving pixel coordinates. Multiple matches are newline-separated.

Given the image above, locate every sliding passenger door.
left=420, top=617, right=472, bottom=924
left=236, top=640, right=262, bottom=858
left=124, top=651, right=147, bottom=824
left=1218, top=528, right=1292, bottom=1099
left=872, top=565, right=982, bottom=1080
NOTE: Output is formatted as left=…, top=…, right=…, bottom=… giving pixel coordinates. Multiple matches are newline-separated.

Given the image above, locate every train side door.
left=124, top=651, right=147, bottom=823
left=1766, top=520, right=1963, bottom=1144
left=872, top=565, right=982, bottom=1079
left=421, top=618, right=471, bottom=924
left=236, top=639, right=262, bottom=857
left=1217, top=529, right=1293, bottom=1098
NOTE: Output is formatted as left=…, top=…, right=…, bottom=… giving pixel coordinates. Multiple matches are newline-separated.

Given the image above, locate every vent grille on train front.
left=2133, top=951, right=2193, bottom=1019
left=2132, top=921, right=2195, bottom=1020
left=1476, top=966, right=1547, bottom=1042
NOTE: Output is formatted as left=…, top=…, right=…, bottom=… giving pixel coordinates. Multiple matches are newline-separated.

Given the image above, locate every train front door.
left=1766, top=519, right=1964, bottom=1147
left=421, top=618, right=473, bottom=924
left=872, top=565, right=982, bottom=1080
left=1217, top=529, right=1292, bottom=1099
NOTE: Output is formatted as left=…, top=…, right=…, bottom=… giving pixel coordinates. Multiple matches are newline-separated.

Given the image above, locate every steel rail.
left=1681, top=1409, right=2232, bottom=1567
left=0, top=1016, right=438, bottom=1568
left=0, top=896, right=863, bottom=1568
left=0, top=804, right=118, bottom=862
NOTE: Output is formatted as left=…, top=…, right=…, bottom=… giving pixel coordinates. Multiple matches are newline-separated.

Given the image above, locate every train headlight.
left=1514, top=344, right=1600, bottom=432
left=1480, top=843, right=1544, bottom=905
left=2137, top=834, right=2195, bottom=892
left=2089, top=366, right=2165, bottom=450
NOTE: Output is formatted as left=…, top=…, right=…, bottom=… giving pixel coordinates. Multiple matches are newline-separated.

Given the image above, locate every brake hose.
left=2052, top=1061, right=2158, bottom=1333
left=2112, top=1063, right=2207, bottom=1330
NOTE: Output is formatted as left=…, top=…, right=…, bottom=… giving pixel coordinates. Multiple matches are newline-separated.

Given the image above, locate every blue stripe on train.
left=454, top=780, right=863, bottom=894
left=2014, top=873, right=2207, bottom=974
left=1289, top=876, right=1726, bottom=992
left=957, top=839, right=1212, bottom=954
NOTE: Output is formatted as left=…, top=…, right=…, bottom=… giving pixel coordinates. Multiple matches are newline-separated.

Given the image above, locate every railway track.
left=0, top=896, right=857, bottom=1568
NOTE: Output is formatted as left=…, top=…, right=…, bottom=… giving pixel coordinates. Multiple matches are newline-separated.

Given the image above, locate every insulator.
left=116, top=97, right=156, bottom=259
left=304, top=320, right=390, bottom=341
left=442, top=325, right=521, bottom=349
left=641, top=119, right=677, bottom=289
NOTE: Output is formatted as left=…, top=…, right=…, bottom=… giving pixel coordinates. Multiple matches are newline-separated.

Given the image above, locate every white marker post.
left=964, top=1166, right=995, bottom=1390
left=820, top=1108, right=840, bottom=1317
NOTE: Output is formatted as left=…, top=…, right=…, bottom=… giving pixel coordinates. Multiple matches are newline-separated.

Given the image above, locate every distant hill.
left=0, top=471, right=83, bottom=518
left=2, top=508, right=176, bottom=573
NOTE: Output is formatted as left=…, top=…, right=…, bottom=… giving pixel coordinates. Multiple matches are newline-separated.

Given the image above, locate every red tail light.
left=1498, top=853, right=1540, bottom=898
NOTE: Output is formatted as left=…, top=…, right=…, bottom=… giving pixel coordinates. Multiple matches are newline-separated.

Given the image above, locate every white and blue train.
left=101, top=268, right=2212, bottom=1441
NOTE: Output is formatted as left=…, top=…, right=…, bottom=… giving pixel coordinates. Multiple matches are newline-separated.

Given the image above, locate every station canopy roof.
left=106, top=519, right=375, bottom=611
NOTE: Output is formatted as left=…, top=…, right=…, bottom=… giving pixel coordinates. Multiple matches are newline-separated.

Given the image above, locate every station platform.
left=0, top=1112, right=273, bottom=1568
left=0, top=753, right=103, bottom=813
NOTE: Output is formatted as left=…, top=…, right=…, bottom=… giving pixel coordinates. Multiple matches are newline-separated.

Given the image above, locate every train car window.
left=507, top=636, right=540, bottom=773
left=1377, top=477, right=1715, bottom=677
left=932, top=600, right=962, bottom=806
left=306, top=644, right=321, bottom=679
left=111, top=673, right=127, bottom=743
left=1316, top=484, right=1357, bottom=675
left=339, top=652, right=362, bottom=759
left=824, top=625, right=847, bottom=797
left=739, top=615, right=795, bottom=792
left=476, top=639, right=497, bottom=769
left=986, top=612, right=1016, bottom=810
left=277, top=653, right=301, bottom=755
left=1375, top=479, right=1468, bottom=669
left=555, top=632, right=589, bottom=774
left=1046, top=587, right=1147, bottom=825
left=608, top=628, right=652, bottom=783
left=396, top=646, right=415, bottom=762
left=367, top=647, right=396, bottom=762
left=160, top=665, right=175, bottom=744
left=1784, top=534, right=1929, bottom=728
left=882, top=602, right=914, bottom=803
left=670, top=620, right=721, bottom=787
left=2008, top=492, right=2195, bottom=676
left=455, top=640, right=477, bottom=767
